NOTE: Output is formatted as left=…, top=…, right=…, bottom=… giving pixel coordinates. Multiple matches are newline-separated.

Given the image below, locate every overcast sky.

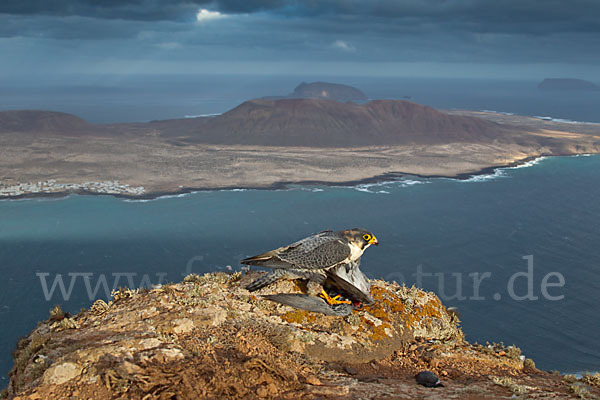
left=1, top=0, right=599, bottom=81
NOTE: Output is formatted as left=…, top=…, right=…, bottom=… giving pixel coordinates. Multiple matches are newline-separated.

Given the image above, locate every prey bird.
left=241, top=228, right=378, bottom=309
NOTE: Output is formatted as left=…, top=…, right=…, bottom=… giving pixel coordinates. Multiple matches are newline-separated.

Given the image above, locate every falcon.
left=241, top=228, right=378, bottom=306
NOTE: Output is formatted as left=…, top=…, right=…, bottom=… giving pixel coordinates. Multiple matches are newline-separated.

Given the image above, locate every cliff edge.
left=5, top=271, right=598, bottom=399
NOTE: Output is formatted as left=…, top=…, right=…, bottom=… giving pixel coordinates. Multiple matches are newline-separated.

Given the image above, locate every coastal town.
left=0, top=179, right=145, bottom=198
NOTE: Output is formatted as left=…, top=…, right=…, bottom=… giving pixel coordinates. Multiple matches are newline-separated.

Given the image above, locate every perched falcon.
left=241, top=228, right=378, bottom=305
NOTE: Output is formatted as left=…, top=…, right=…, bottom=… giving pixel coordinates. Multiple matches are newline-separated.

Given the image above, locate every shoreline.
left=0, top=153, right=588, bottom=202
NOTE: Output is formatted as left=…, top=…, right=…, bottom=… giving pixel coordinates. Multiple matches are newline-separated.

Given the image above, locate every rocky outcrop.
left=5, top=271, right=598, bottom=399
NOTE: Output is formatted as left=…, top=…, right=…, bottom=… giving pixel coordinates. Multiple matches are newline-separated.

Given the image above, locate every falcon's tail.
left=240, top=251, right=291, bottom=269
left=245, top=270, right=286, bottom=292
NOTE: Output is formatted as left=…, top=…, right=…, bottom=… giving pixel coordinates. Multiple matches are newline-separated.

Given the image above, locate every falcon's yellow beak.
left=369, top=235, right=378, bottom=246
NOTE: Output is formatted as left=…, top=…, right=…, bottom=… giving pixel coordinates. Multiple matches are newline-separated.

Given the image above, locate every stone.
left=42, top=362, right=82, bottom=385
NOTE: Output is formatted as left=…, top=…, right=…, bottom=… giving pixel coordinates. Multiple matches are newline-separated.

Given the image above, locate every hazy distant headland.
left=1, top=82, right=600, bottom=198
left=538, top=78, right=600, bottom=91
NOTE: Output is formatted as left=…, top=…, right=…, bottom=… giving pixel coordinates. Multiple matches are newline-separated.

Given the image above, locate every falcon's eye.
left=363, top=234, right=371, bottom=241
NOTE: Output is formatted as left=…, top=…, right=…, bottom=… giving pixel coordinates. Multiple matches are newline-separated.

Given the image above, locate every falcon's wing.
left=241, top=231, right=350, bottom=270
left=262, top=294, right=353, bottom=316
left=326, top=260, right=375, bottom=305
left=277, top=238, right=351, bottom=270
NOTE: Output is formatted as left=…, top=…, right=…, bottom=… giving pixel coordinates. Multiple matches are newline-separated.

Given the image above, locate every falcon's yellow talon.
left=319, top=290, right=351, bottom=305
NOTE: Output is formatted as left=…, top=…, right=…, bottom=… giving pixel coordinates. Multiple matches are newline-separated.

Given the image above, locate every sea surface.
left=1, top=155, right=599, bottom=384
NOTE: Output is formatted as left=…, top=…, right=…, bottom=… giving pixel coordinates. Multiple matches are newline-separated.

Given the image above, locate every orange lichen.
left=281, top=309, right=317, bottom=324
left=363, top=285, right=446, bottom=331
left=370, top=322, right=392, bottom=341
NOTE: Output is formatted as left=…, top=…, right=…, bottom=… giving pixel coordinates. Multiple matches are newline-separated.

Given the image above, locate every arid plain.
left=1, top=100, right=599, bottom=198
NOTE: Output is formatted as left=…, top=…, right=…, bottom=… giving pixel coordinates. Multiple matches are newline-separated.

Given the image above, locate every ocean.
left=1, top=155, right=599, bottom=384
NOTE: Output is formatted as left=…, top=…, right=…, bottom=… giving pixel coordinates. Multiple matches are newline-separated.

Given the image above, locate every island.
left=6, top=271, right=598, bottom=398
left=288, top=81, right=368, bottom=102
left=263, top=81, right=369, bottom=102
left=1, top=97, right=599, bottom=199
left=538, top=78, right=600, bottom=91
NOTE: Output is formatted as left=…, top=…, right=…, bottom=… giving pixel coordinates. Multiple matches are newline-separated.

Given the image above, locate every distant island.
left=538, top=78, right=600, bottom=91
left=1, top=92, right=599, bottom=198
left=289, top=81, right=368, bottom=102
left=263, top=81, right=368, bottom=102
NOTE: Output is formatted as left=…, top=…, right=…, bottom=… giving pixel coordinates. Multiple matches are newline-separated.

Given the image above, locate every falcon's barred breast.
left=241, top=228, right=378, bottom=293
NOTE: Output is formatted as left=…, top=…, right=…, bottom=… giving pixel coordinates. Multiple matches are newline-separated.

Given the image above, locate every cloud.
left=0, top=0, right=599, bottom=78
left=196, top=9, right=225, bottom=22
left=156, top=41, right=183, bottom=50
left=332, top=40, right=356, bottom=53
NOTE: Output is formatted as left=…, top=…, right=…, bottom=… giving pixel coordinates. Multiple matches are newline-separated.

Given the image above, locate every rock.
left=172, top=318, right=195, bottom=334
left=6, top=272, right=581, bottom=399
left=304, top=375, right=322, bottom=385
left=415, top=371, right=444, bottom=388
left=344, top=366, right=359, bottom=375
left=42, top=362, right=82, bottom=385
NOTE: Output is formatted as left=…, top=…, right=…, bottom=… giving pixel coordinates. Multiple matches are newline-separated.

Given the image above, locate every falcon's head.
left=343, top=228, right=379, bottom=249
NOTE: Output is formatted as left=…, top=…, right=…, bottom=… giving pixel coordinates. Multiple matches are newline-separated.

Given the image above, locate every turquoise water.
left=1, top=155, right=599, bottom=384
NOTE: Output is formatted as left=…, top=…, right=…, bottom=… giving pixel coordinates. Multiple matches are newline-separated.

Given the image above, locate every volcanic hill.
left=152, top=98, right=505, bottom=147
left=0, top=110, right=101, bottom=136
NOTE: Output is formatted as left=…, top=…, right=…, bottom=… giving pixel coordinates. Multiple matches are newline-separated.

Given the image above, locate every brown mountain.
left=0, top=110, right=101, bottom=136
left=0, top=99, right=505, bottom=147
left=167, top=98, right=504, bottom=147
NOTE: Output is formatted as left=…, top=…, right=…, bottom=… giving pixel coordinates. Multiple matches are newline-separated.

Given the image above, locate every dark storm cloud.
left=1, top=0, right=599, bottom=35
left=0, top=0, right=286, bottom=21
left=0, top=0, right=598, bottom=76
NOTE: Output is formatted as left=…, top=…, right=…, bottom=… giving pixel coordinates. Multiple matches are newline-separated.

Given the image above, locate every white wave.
left=400, top=180, right=425, bottom=187
left=157, top=193, right=193, bottom=200
left=353, top=178, right=425, bottom=193
left=123, top=192, right=196, bottom=202
left=533, top=115, right=595, bottom=124
left=184, top=113, right=221, bottom=118
left=460, top=169, right=505, bottom=183
left=505, top=156, right=547, bottom=169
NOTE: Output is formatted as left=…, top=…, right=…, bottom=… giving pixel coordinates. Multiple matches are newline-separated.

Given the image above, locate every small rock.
left=305, top=375, right=322, bottom=386
left=344, top=366, right=359, bottom=375
left=42, top=362, right=82, bottom=385
left=415, top=371, right=444, bottom=388
left=172, top=318, right=195, bottom=334
left=120, top=361, right=144, bottom=375
left=139, top=338, right=162, bottom=349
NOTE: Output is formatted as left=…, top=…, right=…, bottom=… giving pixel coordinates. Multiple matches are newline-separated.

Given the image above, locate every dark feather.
left=262, top=294, right=354, bottom=316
